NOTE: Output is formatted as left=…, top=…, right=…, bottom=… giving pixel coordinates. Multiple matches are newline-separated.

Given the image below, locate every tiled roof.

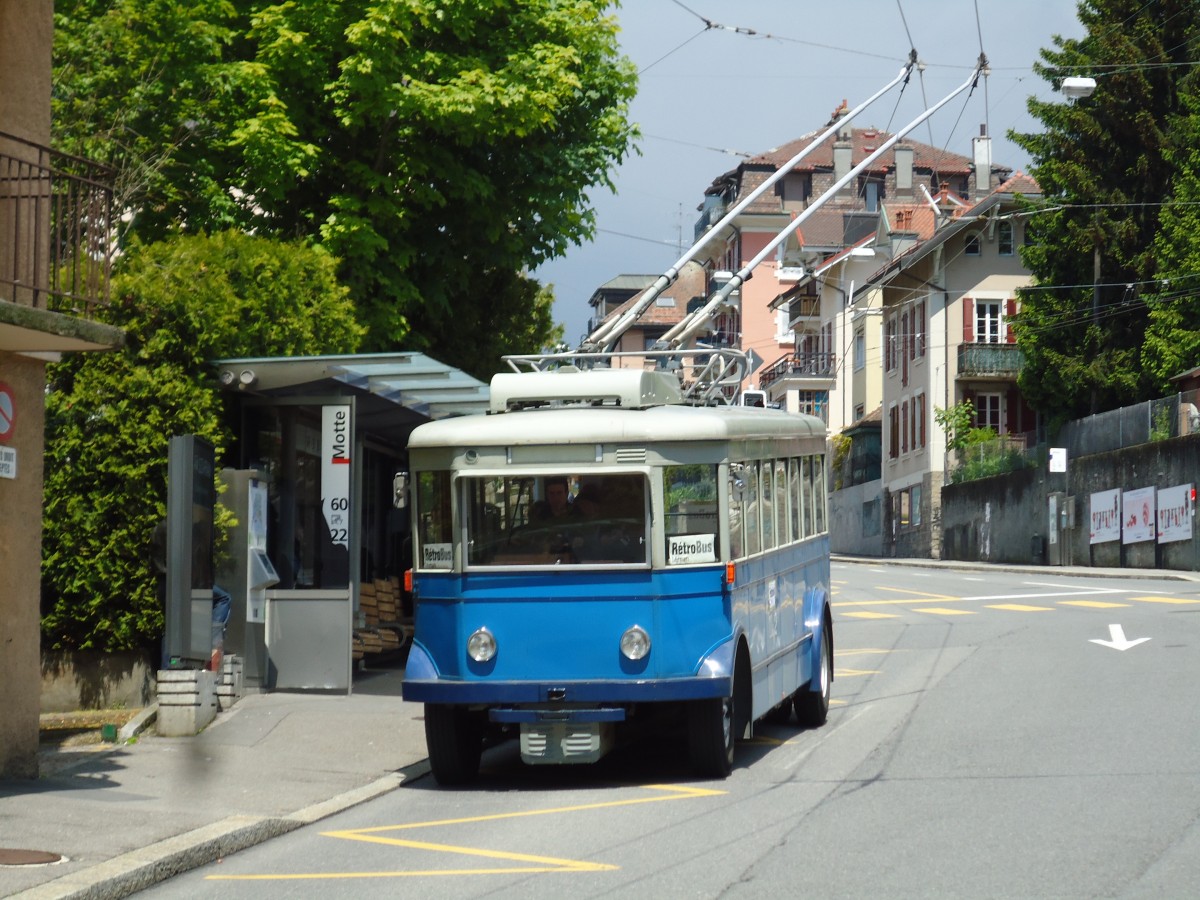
left=748, top=127, right=979, bottom=175
left=599, top=261, right=707, bottom=328
left=880, top=202, right=938, bottom=240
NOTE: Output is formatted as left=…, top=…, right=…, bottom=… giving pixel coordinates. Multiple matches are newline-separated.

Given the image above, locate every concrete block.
left=155, top=669, right=217, bottom=735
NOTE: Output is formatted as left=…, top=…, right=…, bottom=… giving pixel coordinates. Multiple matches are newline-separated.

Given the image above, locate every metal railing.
left=945, top=389, right=1200, bottom=484
left=758, top=351, right=837, bottom=387
left=957, top=342, right=1025, bottom=378
left=0, top=130, right=114, bottom=317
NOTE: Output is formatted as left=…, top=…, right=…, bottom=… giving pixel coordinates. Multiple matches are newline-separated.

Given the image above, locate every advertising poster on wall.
left=1089, top=488, right=1121, bottom=545
left=1122, top=486, right=1156, bottom=544
left=1156, top=484, right=1193, bottom=544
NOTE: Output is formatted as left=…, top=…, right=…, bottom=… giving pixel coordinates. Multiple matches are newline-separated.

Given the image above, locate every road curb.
left=10, top=772, right=415, bottom=900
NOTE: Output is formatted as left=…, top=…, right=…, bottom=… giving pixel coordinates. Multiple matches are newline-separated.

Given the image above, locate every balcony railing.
left=0, top=130, right=114, bottom=318
left=786, top=293, right=820, bottom=323
left=957, top=342, right=1024, bottom=378
left=758, top=351, right=837, bottom=388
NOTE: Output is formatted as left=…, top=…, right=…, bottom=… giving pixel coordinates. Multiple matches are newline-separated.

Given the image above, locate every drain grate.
left=0, top=848, right=64, bottom=866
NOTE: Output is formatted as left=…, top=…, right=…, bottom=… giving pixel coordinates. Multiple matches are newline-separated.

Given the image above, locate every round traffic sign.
left=0, top=383, right=15, bottom=442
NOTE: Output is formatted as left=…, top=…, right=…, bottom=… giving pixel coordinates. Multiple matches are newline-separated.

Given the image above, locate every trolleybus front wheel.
left=425, top=703, right=484, bottom=785
left=687, top=693, right=734, bottom=778
left=794, top=626, right=831, bottom=727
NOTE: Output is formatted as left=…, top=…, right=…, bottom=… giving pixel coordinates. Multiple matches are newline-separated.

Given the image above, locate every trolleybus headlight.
left=467, top=628, right=497, bottom=662
left=620, top=625, right=651, bottom=661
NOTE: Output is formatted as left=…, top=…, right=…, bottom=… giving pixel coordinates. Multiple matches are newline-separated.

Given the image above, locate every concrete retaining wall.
left=942, top=433, right=1200, bottom=570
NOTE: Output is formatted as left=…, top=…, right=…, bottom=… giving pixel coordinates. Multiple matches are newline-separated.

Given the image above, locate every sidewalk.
left=2, top=664, right=429, bottom=900
left=3, top=558, right=1195, bottom=899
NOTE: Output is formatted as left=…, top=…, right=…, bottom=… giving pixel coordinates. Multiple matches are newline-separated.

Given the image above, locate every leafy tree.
left=1009, top=0, right=1200, bottom=421
left=41, top=232, right=364, bottom=654
left=52, top=0, right=637, bottom=375
left=1143, top=78, right=1200, bottom=387
left=934, top=400, right=976, bottom=451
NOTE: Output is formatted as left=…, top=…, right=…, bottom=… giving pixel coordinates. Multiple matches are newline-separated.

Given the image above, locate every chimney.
left=894, top=144, right=913, bottom=196
left=972, top=124, right=992, bottom=197
left=834, top=140, right=852, bottom=193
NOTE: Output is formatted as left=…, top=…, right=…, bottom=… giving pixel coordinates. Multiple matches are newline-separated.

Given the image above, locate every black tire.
left=794, top=626, right=832, bottom=727
left=688, top=690, right=735, bottom=778
left=424, top=703, right=483, bottom=785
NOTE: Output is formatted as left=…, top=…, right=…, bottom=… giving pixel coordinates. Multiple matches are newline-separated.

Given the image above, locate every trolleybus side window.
left=745, top=463, right=761, bottom=556
left=664, top=464, right=719, bottom=565
left=728, top=465, right=745, bottom=559
left=811, top=454, right=827, bottom=534
left=417, top=471, right=453, bottom=569
left=775, top=459, right=789, bottom=547
left=789, top=457, right=803, bottom=542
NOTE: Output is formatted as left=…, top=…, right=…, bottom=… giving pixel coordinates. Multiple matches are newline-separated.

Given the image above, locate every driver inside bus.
left=532, top=477, right=577, bottom=521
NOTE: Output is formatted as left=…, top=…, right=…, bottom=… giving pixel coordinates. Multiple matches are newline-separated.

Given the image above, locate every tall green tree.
left=52, top=0, right=637, bottom=375
left=41, top=232, right=364, bottom=654
left=1009, top=0, right=1200, bottom=422
left=1143, top=74, right=1200, bottom=387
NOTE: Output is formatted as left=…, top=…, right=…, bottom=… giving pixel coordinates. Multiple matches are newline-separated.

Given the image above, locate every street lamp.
left=1061, top=77, right=1097, bottom=100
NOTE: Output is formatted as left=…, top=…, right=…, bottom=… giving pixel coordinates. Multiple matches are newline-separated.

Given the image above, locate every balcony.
left=758, top=351, right=837, bottom=388
left=957, top=342, right=1024, bottom=379
left=692, top=202, right=727, bottom=241
left=0, top=131, right=120, bottom=352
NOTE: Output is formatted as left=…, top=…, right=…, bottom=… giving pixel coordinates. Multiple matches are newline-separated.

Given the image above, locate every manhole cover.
left=0, top=848, right=63, bottom=866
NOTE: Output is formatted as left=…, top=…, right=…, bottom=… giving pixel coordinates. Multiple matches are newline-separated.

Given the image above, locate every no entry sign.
left=0, top=383, right=15, bottom=442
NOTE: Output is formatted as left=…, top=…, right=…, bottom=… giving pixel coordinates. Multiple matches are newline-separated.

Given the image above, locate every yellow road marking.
left=878, top=586, right=960, bottom=601
left=206, top=784, right=723, bottom=881
left=1058, top=600, right=1129, bottom=608
left=837, top=648, right=892, bottom=656
left=1132, top=596, right=1200, bottom=605
left=836, top=668, right=880, bottom=677
left=913, top=607, right=975, bottom=616
left=841, top=611, right=898, bottom=619
left=987, top=604, right=1054, bottom=612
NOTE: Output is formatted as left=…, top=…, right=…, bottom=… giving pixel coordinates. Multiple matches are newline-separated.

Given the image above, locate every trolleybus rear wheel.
left=425, top=703, right=484, bottom=785
left=794, top=626, right=831, bottom=727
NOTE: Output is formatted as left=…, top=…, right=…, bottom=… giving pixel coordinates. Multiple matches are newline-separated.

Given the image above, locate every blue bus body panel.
left=405, top=566, right=730, bottom=685
left=403, top=536, right=831, bottom=719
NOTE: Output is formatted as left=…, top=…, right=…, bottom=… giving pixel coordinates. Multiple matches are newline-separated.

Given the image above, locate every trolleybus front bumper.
left=401, top=639, right=734, bottom=709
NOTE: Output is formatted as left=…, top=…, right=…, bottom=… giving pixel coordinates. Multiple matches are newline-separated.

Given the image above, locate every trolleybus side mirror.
left=393, top=471, right=409, bottom=509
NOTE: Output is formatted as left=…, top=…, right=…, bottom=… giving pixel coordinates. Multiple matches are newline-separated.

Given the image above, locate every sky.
left=533, top=0, right=1088, bottom=345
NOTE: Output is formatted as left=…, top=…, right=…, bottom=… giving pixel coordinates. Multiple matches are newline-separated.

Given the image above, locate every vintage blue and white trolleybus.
left=401, top=362, right=832, bottom=783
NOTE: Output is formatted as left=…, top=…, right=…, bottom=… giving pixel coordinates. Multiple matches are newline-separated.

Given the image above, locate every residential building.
left=689, top=103, right=1011, bottom=430
left=1, top=0, right=122, bottom=777
left=860, top=172, right=1042, bottom=558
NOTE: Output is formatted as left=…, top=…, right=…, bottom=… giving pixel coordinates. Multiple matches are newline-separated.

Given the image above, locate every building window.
left=888, top=404, right=899, bottom=459
left=854, top=403, right=865, bottom=422
left=915, top=301, right=926, bottom=356
left=798, top=391, right=829, bottom=423
left=998, top=220, right=1014, bottom=256
left=976, top=300, right=1002, bottom=344
left=854, top=327, right=865, bottom=371
left=917, top=393, right=927, bottom=448
left=901, top=401, right=908, bottom=453
left=975, top=392, right=1002, bottom=432
left=965, top=233, right=981, bottom=256
left=884, top=314, right=896, bottom=371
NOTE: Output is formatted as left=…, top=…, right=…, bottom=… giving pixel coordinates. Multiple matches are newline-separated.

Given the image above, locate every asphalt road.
left=140, top=563, right=1200, bottom=899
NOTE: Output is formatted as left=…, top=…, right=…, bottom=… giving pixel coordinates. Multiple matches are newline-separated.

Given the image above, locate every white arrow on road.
left=1089, top=624, right=1150, bottom=651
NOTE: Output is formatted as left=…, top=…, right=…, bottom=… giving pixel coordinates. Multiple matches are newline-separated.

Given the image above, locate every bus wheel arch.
left=687, top=635, right=751, bottom=778
left=794, top=606, right=833, bottom=728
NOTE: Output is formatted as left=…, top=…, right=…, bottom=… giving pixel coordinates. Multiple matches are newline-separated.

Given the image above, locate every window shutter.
left=963, top=298, right=974, bottom=343
left=1005, top=299, right=1017, bottom=343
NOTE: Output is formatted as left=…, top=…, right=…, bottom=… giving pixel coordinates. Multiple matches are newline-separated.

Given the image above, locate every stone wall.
left=942, top=433, right=1200, bottom=570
